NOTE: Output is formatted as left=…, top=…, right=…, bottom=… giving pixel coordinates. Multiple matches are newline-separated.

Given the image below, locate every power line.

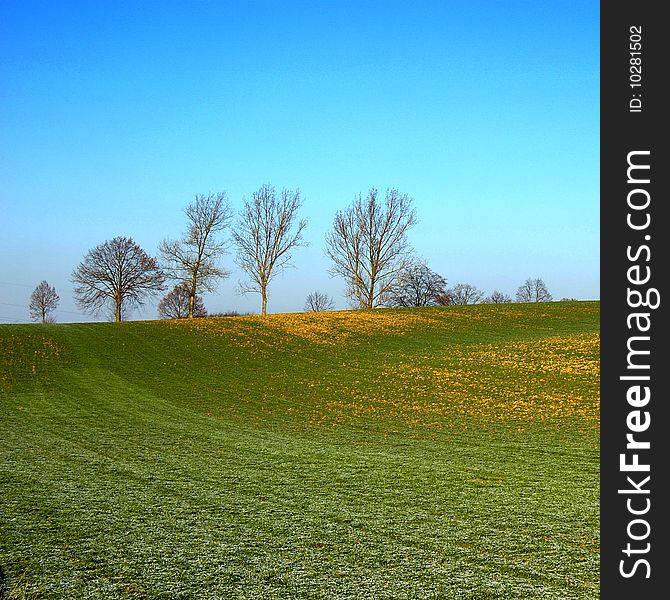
left=0, top=301, right=27, bottom=309
left=0, top=301, right=84, bottom=316
left=0, top=316, right=33, bottom=323
left=0, top=280, right=35, bottom=289
left=53, top=309, right=87, bottom=316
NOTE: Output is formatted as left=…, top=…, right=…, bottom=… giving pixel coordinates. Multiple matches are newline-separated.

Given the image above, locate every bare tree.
left=446, top=283, right=484, bottom=305
left=72, top=236, right=165, bottom=322
left=483, top=290, right=513, bottom=304
left=158, top=284, right=207, bottom=319
left=516, top=277, right=553, bottom=302
left=326, top=188, right=417, bottom=309
left=29, top=280, right=60, bottom=323
left=434, top=292, right=451, bottom=306
left=387, top=259, right=447, bottom=307
left=160, top=192, right=232, bottom=318
left=304, top=290, right=335, bottom=312
left=233, top=184, right=307, bottom=315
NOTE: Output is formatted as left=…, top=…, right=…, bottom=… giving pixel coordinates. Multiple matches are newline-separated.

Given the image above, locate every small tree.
left=446, top=283, right=484, bottom=305
left=72, top=236, right=165, bottom=322
left=304, top=291, right=335, bottom=312
left=516, top=278, right=553, bottom=302
left=326, top=188, right=417, bottom=309
left=29, top=280, right=60, bottom=323
left=158, top=284, right=207, bottom=319
left=387, top=259, right=447, bottom=307
left=233, top=184, right=307, bottom=315
left=160, top=192, right=232, bottom=318
left=483, top=290, right=512, bottom=304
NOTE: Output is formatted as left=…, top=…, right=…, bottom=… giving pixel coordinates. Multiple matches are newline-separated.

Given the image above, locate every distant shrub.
left=516, top=277, right=552, bottom=302
left=304, top=291, right=335, bottom=312
left=445, top=283, right=484, bottom=305
left=483, top=291, right=512, bottom=304
left=209, top=311, right=254, bottom=317
left=158, top=284, right=207, bottom=319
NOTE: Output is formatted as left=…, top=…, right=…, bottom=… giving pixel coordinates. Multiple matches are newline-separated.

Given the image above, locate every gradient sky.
left=0, top=0, right=599, bottom=322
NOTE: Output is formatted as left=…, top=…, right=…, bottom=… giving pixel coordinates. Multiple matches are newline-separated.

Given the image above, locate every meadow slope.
left=0, top=302, right=600, bottom=599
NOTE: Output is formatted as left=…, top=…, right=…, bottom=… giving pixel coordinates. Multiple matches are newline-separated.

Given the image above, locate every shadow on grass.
left=0, top=566, right=27, bottom=600
left=0, top=567, right=7, bottom=598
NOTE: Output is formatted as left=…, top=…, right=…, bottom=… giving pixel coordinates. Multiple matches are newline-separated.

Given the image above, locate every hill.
left=0, top=302, right=599, bottom=599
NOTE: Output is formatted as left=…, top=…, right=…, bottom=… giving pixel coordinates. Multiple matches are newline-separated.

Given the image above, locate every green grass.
left=0, top=302, right=599, bottom=599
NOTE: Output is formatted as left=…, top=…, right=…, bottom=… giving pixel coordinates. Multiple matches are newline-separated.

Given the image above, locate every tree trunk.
left=115, top=299, right=122, bottom=322
left=261, top=285, right=267, bottom=316
left=188, top=274, right=198, bottom=318
left=367, top=274, right=376, bottom=309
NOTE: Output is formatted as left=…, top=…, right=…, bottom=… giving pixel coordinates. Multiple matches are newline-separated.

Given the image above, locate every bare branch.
left=445, top=283, right=484, bottom=305
left=304, top=290, right=335, bottom=312
left=483, top=290, right=513, bottom=304
left=160, top=192, right=232, bottom=317
left=326, top=188, right=416, bottom=309
left=233, top=184, right=307, bottom=315
left=516, top=277, right=552, bottom=302
left=158, top=284, right=207, bottom=319
left=387, top=259, right=447, bottom=307
left=29, top=281, right=60, bottom=323
left=72, top=237, right=165, bottom=322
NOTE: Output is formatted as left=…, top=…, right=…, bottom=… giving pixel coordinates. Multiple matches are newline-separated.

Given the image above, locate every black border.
left=601, top=2, right=668, bottom=596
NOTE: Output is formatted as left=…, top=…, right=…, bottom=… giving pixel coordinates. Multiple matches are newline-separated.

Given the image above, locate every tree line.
left=27, top=187, right=554, bottom=322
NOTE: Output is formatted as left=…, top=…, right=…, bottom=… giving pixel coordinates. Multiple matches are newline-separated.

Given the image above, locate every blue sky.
left=0, top=0, right=599, bottom=322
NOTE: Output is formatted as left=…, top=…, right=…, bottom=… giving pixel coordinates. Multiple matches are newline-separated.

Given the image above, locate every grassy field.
left=0, top=302, right=599, bottom=599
